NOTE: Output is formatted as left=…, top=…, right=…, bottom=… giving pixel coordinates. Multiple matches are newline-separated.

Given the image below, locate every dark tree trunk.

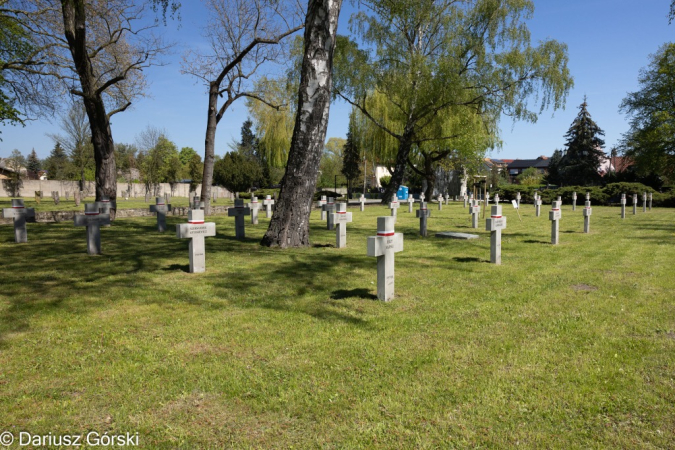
left=381, top=127, right=414, bottom=204
left=423, top=154, right=436, bottom=200
left=200, top=82, right=219, bottom=215
left=61, top=0, right=117, bottom=218
left=261, top=0, right=343, bottom=248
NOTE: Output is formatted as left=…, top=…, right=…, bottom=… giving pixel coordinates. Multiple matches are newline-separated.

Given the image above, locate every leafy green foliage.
left=620, top=43, right=675, bottom=183
left=318, top=138, right=346, bottom=188
left=341, top=129, right=361, bottom=184
left=516, top=167, right=544, bottom=186
left=43, top=143, right=69, bottom=180
left=213, top=152, right=263, bottom=193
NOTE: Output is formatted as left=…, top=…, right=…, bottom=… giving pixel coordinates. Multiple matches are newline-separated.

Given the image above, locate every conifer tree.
left=559, top=99, right=605, bottom=186
left=26, top=149, right=41, bottom=179
left=341, top=128, right=361, bottom=195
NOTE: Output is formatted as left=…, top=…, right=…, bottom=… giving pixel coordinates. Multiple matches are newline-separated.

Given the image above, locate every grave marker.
left=367, top=216, right=404, bottom=302
left=65, top=191, right=70, bottom=201
left=322, top=197, right=336, bottom=230
left=535, top=195, right=542, bottom=217
left=228, top=199, right=250, bottom=239
left=642, top=192, right=647, bottom=213
left=437, top=194, right=443, bottom=211
left=74, top=191, right=81, bottom=207
left=469, top=199, right=480, bottom=228
left=516, top=192, right=521, bottom=208
left=533, top=190, right=538, bottom=208
left=52, top=191, right=60, bottom=205
left=649, top=192, right=653, bottom=211
left=73, top=203, right=110, bottom=255
left=549, top=200, right=562, bottom=245
left=463, top=194, right=468, bottom=208
left=583, top=198, right=592, bottom=233
left=317, top=195, right=328, bottom=219
left=420, top=193, right=426, bottom=203
left=572, top=192, right=577, bottom=211
left=407, top=194, right=415, bottom=213
left=262, top=195, right=275, bottom=218
left=34, top=191, right=41, bottom=205
left=621, top=193, right=626, bottom=219
left=416, top=201, right=431, bottom=236
left=248, top=196, right=261, bottom=224
left=389, top=194, right=400, bottom=218
left=2, top=199, right=36, bottom=243
left=485, top=202, right=507, bottom=265
left=632, top=193, right=638, bottom=215
left=359, top=194, right=366, bottom=212
left=331, top=202, right=353, bottom=248
left=149, top=197, right=172, bottom=232
left=445, top=193, right=449, bottom=205
left=176, top=209, right=217, bottom=273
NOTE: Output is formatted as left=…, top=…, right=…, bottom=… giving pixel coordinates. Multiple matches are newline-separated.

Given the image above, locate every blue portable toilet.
left=397, top=185, right=409, bottom=200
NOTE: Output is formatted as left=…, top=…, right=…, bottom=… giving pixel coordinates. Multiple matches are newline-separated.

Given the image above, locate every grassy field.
left=0, top=201, right=673, bottom=448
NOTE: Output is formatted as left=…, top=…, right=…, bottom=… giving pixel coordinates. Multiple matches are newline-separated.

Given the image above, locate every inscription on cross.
left=2, top=199, right=36, bottom=243
left=149, top=197, right=172, bottom=232
left=73, top=203, right=111, bottom=255
left=176, top=209, right=217, bottom=273
left=485, top=203, right=507, bottom=265
left=228, top=199, right=251, bottom=239
left=331, top=202, right=353, bottom=248
left=367, top=216, right=404, bottom=302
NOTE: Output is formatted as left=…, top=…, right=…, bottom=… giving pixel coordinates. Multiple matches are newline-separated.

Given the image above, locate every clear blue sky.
left=1, top=0, right=673, bottom=161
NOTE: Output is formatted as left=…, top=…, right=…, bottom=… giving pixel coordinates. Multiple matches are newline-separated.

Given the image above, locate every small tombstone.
left=262, top=195, right=275, bottom=218
left=235, top=192, right=239, bottom=199
left=212, top=190, right=217, bottom=203
left=322, top=197, right=337, bottom=230
left=176, top=209, right=217, bottom=273
left=389, top=194, right=400, bottom=218
left=149, top=197, right=172, bottom=232
left=359, top=194, right=366, bottom=212
left=73, top=203, right=111, bottom=255
left=494, top=193, right=500, bottom=204
left=649, top=192, right=653, bottom=211
left=516, top=192, right=521, bottom=208
left=331, top=202, right=353, bottom=248
left=642, top=192, right=647, bottom=213
left=557, top=196, right=562, bottom=203
left=469, top=199, right=480, bottom=228
left=228, top=199, right=251, bottom=239
left=74, top=191, right=81, bottom=207
left=248, top=196, right=261, bottom=224
left=407, top=194, right=415, bottom=213
left=52, top=191, right=60, bottom=205
left=583, top=197, right=592, bottom=233
left=367, top=216, right=404, bottom=302
left=437, top=194, right=443, bottom=211
left=34, top=191, right=41, bottom=205
left=445, top=193, right=449, bottom=205
left=621, top=193, right=626, bottom=219
left=2, top=199, right=36, bottom=243
left=572, top=192, right=577, bottom=211
left=485, top=203, right=507, bottom=265
left=632, top=193, right=638, bottom=215
left=416, top=201, right=431, bottom=236
left=317, top=195, right=328, bottom=219
left=535, top=195, right=542, bottom=217
left=549, top=200, right=562, bottom=245
left=193, top=195, right=203, bottom=210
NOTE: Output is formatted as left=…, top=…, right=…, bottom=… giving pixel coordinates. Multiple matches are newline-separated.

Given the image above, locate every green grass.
left=1, top=201, right=673, bottom=448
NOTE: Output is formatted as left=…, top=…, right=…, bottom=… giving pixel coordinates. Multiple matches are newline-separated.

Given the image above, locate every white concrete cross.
left=649, top=192, right=653, bottom=211
left=149, top=197, right=172, bottom=232
left=572, top=192, right=577, bottom=211
left=533, top=191, right=538, bottom=208
left=317, top=195, right=328, bottom=220
left=416, top=201, right=431, bottom=236
left=535, top=195, right=542, bottom=217
left=632, top=193, right=638, bottom=215
left=516, top=192, right=521, bottom=208
left=322, top=197, right=337, bottom=230
left=445, top=193, right=449, bottom=205
left=583, top=198, right=592, bottom=233
left=485, top=204, right=507, bottom=265
left=437, top=194, right=444, bottom=211
left=331, top=202, right=353, bottom=248
left=420, top=193, right=426, bottom=203
left=469, top=199, right=480, bottom=228
left=642, top=192, right=647, bottom=213
left=359, top=194, right=366, bottom=212
left=463, top=193, right=468, bottom=208
left=621, top=193, right=626, bottom=219
left=74, top=203, right=111, bottom=255
left=367, top=216, right=404, bottom=302
left=248, top=196, right=261, bottom=224
left=228, top=199, right=251, bottom=239
left=549, top=200, right=562, bottom=245
left=389, top=194, right=400, bottom=218
left=176, top=209, right=217, bottom=273
left=494, top=193, right=500, bottom=204
left=407, top=194, right=415, bottom=213
left=2, top=199, right=35, bottom=243
left=262, top=195, right=275, bottom=218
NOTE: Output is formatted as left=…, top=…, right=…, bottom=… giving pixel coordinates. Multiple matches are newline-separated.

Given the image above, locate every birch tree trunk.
left=261, top=0, right=342, bottom=248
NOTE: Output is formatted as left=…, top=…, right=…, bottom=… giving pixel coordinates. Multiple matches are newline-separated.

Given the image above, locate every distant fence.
left=2, top=180, right=233, bottom=200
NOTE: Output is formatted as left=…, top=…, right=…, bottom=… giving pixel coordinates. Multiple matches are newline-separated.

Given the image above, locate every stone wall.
left=2, top=179, right=233, bottom=200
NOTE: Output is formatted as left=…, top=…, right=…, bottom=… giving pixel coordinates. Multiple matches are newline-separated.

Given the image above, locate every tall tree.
left=4, top=0, right=173, bottom=217
left=558, top=98, right=605, bottom=186
left=48, top=101, right=93, bottom=189
left=341, top=126, right=361, bottom=195
left=26, top=148, right=40, bottom=179
left=1, top=149, right=25, bottom=196
left=620, top=43, right=675, bottom=182
left=182, top=0, right=304, bottom=214
left=334, top=0, right=572, bottom=204
left=261, top=0, right=343, bottom=248
left=544, top=149, right=564, bottom=186
left=44, top=142, right=69, bottom=180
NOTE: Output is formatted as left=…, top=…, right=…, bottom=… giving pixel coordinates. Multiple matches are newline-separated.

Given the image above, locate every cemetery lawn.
left=0, top=196, right=204, bottom=213
left=1, top=202, right=673, bottom=449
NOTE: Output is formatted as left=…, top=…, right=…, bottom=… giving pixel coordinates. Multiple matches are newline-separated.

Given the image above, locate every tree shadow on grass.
left=331, top=288, right=377, bottom=301
left=452, top=256, right=489, bottom=263
left=523, top=239, right=549, bottom=244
